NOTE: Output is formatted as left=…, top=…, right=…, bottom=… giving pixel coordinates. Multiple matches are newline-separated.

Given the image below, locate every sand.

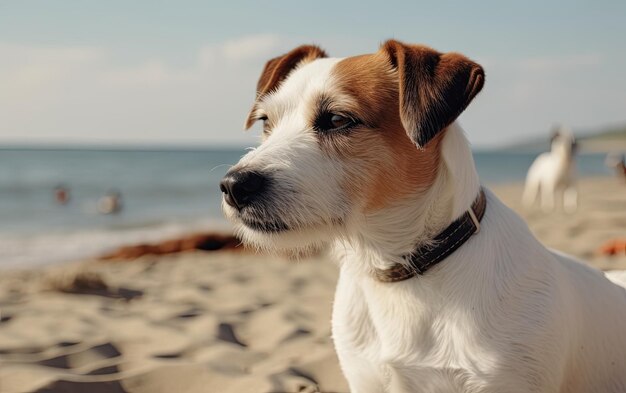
left=1, top=177, right=625, bottom=393
left=491, top=176, right=626, bottom=270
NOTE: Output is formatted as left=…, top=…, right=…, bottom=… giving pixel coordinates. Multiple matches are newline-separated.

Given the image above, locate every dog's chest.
left=330, top=268, right=502, bottom=392
left=332, top=266, right=476, bottom=367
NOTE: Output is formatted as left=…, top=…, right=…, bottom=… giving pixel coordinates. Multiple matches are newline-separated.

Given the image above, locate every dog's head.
left=550, top=126, right=578, bottom=155
left=220, top=40, right=484, bottom=253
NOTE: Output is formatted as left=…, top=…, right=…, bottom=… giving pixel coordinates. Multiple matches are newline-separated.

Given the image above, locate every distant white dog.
left=221, top=41, right=626, bottom=392
left=606, top=152, right=626, bottom=182
left=522, top=128, right=578, bottom=212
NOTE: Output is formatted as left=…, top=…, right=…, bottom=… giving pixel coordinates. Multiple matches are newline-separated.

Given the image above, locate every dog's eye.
left=331, top=114, right=351, bottom=128
left=259, top=116, right=270, bottom=134
left=314, top=112, right=357, bottom=133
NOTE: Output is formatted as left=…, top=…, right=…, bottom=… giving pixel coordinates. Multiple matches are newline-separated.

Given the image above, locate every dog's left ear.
left=381, top=40, right=485, bottom=148
left=244, top=45, right=327, bottom=130
left=550, top=126, right=562, bottom=144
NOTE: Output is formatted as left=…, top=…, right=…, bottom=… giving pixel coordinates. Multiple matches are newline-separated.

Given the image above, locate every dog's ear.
left=381, top=40, right=484, bottom=148
left=244, top=45, right=327, bottom=130
left=550, top=126, right=562, bottom=144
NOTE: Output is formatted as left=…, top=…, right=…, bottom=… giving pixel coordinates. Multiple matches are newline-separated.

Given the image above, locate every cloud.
left=0, top=35, right=294, bottom=145
left=1, top=34, right=287, bottom=92
left=198, top=34, right=285, bottom=68
left=221, top=34, right=283, bottom=61
left=0, top=43, right=103, bottom=67
left=102, top=61, right=184, bottom=86
left=0, top=43, right=104, bottom=95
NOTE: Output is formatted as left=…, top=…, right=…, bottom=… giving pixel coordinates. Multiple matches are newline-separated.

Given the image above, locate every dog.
left=220, top=40, right=626, bottom=392
left=522, top=127, right=578, bottom=213
left=606, top=152, right=626, bottom=182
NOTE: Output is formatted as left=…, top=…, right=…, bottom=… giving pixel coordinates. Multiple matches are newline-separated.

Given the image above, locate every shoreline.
left=2, top=175, right=623, bottom=273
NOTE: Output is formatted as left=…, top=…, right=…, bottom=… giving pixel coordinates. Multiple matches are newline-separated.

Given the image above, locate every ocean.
left=0, top=147, right=611, bottom=269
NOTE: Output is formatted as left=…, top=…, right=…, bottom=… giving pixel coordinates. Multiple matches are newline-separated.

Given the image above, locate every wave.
left=0, top=218, right=232, bottom=270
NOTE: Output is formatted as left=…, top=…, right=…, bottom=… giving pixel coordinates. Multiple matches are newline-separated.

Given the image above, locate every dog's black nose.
left=220, top=171, right=266, bottom=210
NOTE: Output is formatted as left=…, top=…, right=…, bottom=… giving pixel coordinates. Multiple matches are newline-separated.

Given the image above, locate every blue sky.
left=1, top=0, right=625, bottom=147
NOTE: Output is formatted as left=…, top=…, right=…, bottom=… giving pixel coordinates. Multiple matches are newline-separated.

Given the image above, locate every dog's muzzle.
left=220, top=170, right=267, bottom=211
left=220, top=169, right=289, bottom=232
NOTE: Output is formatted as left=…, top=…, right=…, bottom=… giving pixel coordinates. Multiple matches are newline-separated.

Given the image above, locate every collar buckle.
left=468, top=206, right=481, bottom=234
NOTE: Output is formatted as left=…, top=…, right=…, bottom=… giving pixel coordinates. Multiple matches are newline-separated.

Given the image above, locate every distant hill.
left=581, top=126, right=626, bottom=141
left=578, top=125, right=626, bottom=153
left=503, top=124, right=626, bottom=153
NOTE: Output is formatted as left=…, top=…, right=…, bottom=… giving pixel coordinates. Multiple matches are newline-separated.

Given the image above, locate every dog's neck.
left=335, top=123, right=481, bottom=276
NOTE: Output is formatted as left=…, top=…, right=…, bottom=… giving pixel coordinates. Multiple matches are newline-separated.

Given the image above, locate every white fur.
left=522, top=129, right=578, bottom=213
left=224, top=59, right=626, bottom=392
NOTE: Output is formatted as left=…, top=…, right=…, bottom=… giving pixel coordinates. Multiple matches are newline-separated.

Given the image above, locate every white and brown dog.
left=220, top=40, right=626, bottom=392
left=522, top=127, right=578, bottom=213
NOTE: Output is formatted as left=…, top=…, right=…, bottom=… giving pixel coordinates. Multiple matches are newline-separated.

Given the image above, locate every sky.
left=1, top=0, right=625, bottom=148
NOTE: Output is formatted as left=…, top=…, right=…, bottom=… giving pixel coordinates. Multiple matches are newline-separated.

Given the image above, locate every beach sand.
left=492, top=176, right=626, bottom=270
left=1, top=177, right=625, bottom=393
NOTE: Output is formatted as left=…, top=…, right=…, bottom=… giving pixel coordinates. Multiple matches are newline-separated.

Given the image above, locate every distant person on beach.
left=98, top=190, right=123, bottom=215
left=605, top=152, right=626, bottom=182
left=54, top=184, right=70, bottom=205
left=522, top=125, right=578, bottom=213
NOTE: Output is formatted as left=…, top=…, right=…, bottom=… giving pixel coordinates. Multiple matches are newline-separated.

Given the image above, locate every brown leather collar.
left=374, top=188, right=487, bottom=283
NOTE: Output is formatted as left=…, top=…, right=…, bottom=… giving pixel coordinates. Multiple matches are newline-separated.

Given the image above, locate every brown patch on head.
left=244, top=45, right=327, bottom=130
left=328, top=52, right=444, bottom=212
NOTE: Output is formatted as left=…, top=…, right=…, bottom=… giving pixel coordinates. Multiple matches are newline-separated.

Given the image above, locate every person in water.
left=98, top=190, right=123, bottom=215
left=54, top=184, right=70, bottom=205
